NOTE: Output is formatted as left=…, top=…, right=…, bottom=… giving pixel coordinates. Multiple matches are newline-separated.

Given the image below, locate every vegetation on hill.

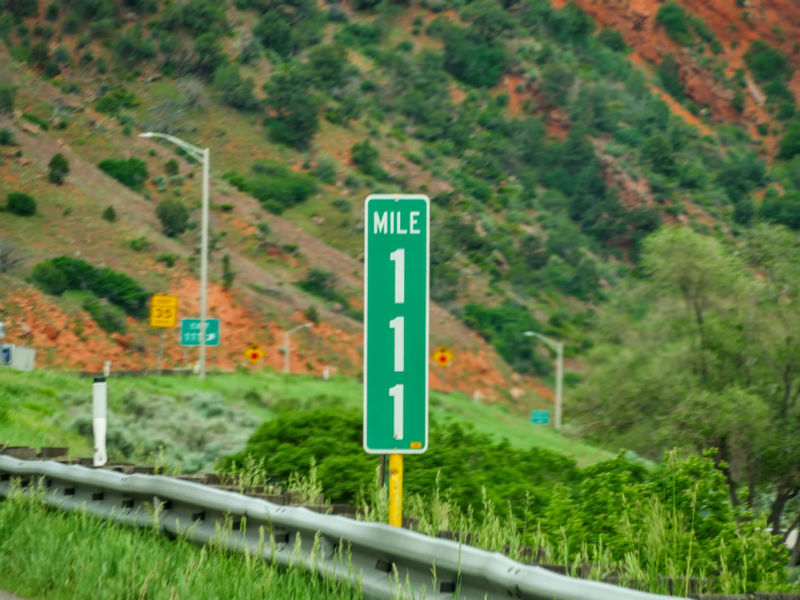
left=1, top=0, right=800, bottom=587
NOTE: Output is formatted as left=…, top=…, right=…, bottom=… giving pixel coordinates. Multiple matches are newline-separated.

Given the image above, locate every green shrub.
left=48, top=153, right=69, bottom=185
left=30, top=257, right=149, bottom=318
left=94, top=89, right=138, bottom=115
left=82, top=297, right=127, bottom=333
left=164, top=159, right=179, bottom=176
left=777, top=121, right=800, bottom=160
left=658, top=53, right=684, bottom=100
left=440, top=25, right=507, bottom=88
left=0, top=84, right=15, bottom=114
left=155, top=199, right=189, bottom=237
left=30, top=261, right=68, bottom=295
left=463, top=301, right=552, bottom=375
left=0, top=128, right=15, bottom=145
left=101, top=205, right=116, bottom=222
left=597, top=27, right=628, bottom=52
left=6, top=192, right=36, bottom=216
left=656, top=2, right=693, bottom=45
left=223, top=161, right=316, bottom=214
left=744, top=40, right=790, bottom=83
left=98, top=157, right=148, bottom=190
left=155, top=252, right=179, bottom=267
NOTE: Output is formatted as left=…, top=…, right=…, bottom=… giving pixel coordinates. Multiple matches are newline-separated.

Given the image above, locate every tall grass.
left=353, top=468, right=798, bottom=596
left=0, top=488, right=361, bottom=600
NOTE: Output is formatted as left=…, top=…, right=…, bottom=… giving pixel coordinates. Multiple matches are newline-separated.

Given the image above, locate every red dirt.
left=551, top=0, right=800, bottom=151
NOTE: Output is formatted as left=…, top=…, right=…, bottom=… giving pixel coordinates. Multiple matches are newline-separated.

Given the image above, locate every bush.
left=30, top=257, right=149, bottom=317
left=658, top=53, right=684, bottom=100
left=350, top=140, right=381, bottom=176
left=30, top=261, right=67, bottom=295
left=744, top=40, right=790, bottom=83
left=98, top=157, right=148, bottom=189
left=777, top=121, right=800, bottom=161
left=6, top=192, right=36, bottom=216
left=48, top=153, right=69, bottom=185
left=82, top=297, right=127, bottom=333
left=165, top=159, right=179, bottom=176
left=0, top=83, right=16, bottom=114
left=0, top=128, right=15, bottom=145
left=101, top=205, right=117, bottom=222
left=156, top=199, right=189, bottom=237
left=656, top=2, right=693, bottom=45
left=223, top=161, right=317, bottom=214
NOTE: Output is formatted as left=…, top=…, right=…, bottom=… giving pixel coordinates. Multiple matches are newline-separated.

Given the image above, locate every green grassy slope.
left=0, top=368, right=610, bottom=468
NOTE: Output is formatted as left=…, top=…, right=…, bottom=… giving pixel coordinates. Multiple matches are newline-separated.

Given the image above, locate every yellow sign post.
left=388, top=454, right=403, bottom=527
left=149, top=294, right=178, bottom=328
left=149, top=294, right=178, bottom=374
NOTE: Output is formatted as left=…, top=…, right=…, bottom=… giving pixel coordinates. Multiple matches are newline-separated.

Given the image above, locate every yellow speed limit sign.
left=431, top=346, right=453, bottom=368
left=149, top=294, right=178, bottom=328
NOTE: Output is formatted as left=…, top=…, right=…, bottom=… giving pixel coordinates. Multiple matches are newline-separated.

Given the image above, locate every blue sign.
left=180, top=318, right=220, bottom=347
left=530, top=410, right=550, bottom=425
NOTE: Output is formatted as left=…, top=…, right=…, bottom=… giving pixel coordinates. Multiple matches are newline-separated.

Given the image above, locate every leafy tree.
left=460, top=0, right=514, bottom=41
left=212, top=62, right=257, bottom=110
left=574, top=225, right=800, bottom=535
left=307, top=43, right=348, bottom=90
left=656, top=2, right=693, bottom=45
left=440, top=24, right=507, bottom=88
left=48, top=153, right=69, bottom=185
left=658, top=53, right=684, bottom=100
left=548, top=1, right=594, bottom=45
left=263, top=65, right=320, bottom=149
left=744, top=40, right=790, bottom=83
left=6, top=192, right=36, bottom=216
left=539, top=62, right=574, bottom=107
left=5, top=0, right=38, bottom=18
left=777, top=120, right=800, bottom=161
left=350, top=140, right=382, bottom=177
left=156, top=199, right=189, bottom=237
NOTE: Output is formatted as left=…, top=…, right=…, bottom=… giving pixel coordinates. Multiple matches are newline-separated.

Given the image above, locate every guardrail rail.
left=0, top=455, right=691, bottom=600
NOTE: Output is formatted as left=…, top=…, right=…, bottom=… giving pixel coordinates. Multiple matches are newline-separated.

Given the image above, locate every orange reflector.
left=410, top=441, right=422, bottom=449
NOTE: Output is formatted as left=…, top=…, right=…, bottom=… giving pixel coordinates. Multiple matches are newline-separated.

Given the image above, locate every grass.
left=0, top=489, right=361, bottom=600
left=0, top=368, right=611, bottom=468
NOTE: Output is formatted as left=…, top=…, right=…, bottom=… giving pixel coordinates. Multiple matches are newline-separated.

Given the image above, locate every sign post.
left=149, top=294, right=178, bottom=373
left=364, top=194, right=429, bottom=527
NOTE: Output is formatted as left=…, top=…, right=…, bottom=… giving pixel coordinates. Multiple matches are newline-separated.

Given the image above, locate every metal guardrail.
left=0, top=455, right=684, bottom=600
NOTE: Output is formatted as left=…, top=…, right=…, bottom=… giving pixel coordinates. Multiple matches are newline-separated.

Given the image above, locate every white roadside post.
left=524, top=330, right=564, bottom=430
left=139, top=132, right=210, bottom=380
left=284, top=323, right=311, bottom=374
left=92, top=377, right=108, bottom=467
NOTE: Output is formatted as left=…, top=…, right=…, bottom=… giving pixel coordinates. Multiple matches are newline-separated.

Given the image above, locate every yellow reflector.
left=410, top=441, right=422, bottom=449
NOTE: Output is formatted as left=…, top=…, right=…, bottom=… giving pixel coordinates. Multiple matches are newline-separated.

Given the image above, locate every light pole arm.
left=524, top=331, right=560, bottom=354
left=138, top=132, right=205, bottom=161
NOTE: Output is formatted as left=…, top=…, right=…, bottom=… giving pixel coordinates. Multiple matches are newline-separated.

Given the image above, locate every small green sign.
left=180, top=318, right=220, bottom=347
left=364, top=194, right=429, bottom=454
left=531, top=410, right=550, bottom=425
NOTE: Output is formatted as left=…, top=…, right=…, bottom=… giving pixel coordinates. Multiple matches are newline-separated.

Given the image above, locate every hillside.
left=0, top=0, right=798, bottom=415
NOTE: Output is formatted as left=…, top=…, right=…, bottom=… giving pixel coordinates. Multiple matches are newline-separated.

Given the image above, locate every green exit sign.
left=363, top=194, right=429, bottom=454
left=180, top=318, right=220, bottom=347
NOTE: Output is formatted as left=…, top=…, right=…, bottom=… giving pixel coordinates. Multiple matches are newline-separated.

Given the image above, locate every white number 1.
left=389, top=384, right=404, bottom=439
left=389, top=316, right=404, bottom=372
left=390, top=249, right=405, bottom=304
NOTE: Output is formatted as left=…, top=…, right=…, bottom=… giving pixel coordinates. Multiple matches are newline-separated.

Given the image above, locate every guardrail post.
left=92, top=377, right=108, bottom=467
left=388, top=454, right=402, bottom=527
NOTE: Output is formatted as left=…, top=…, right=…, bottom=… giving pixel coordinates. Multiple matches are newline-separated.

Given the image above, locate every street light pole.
left=284, top=323, right=311, bottom=374
left=139, top=132, right=210, bottom=380
left=524, top=330, right=564, bottom=430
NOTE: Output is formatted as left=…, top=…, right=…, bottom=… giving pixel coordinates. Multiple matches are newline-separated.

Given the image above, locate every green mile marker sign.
left=363, top=194, right=429, bottom=454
